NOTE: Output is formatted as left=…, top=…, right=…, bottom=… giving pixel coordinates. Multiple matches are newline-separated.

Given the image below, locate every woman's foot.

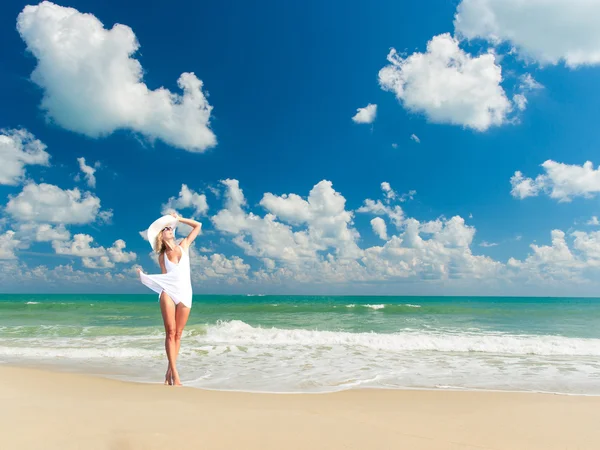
left=172, top=368, right=182, bottom=386
left=164, top=366, right=173, bottom=385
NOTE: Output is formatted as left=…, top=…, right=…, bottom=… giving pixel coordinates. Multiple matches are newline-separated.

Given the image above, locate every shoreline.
left=6, top=360, right=600, bottom=397
left=2, top=364, right=600, bottom=450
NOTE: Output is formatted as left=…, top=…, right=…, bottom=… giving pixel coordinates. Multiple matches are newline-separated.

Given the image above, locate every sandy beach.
left=1, top=366, right=598, bottom=450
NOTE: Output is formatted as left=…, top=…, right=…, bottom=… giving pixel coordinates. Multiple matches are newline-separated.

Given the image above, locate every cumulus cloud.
left=511, top=160, right=600, bottom=202
left=410, top=134, right=421, bottom=143
left=107, top=239, right=137, bottom=263
left=251, top=214, right=501, bottom=285
left=378, top=33, right=513, bottom=131
left=9, top=174, right=600, bottom=292
left=5, top=182, right=105, bottom=224
left=356, top=182, right=409, bottom=227
left=351, top=104, right=377, bottom=124
left=161, top=184, right=208, bottom=217
left=17, top=223, right=70, bottom=242
left=0, top=262, right=127, bottom=287
left=359, top=216, right=499, bottom=281
left=208, top=179, right=509, bottom=286
left=211, top=179, right=317, bottom=262
left=0, top=129, right=50, bottom=185
left=76, top=157, right=100, bottom=188
left=190, top=250, right=250, bottom=283
left=17, top=1, right=216, bottom=152
left=357, top=199, right=404, bottom=227
left=52, top=234, right=136, bottom=269
left=510, top=171, right=543, bottom=199
left=370, top=217, right=388, bottom=240
left=454, top=0, right=600, bottom=68
left=212, top=179, right=362, bottom=262
left=0, top=231, right=21, bottom=260
left=507, top=230, right=592, bottom=282
left=52, top=234, right=106, bottom=258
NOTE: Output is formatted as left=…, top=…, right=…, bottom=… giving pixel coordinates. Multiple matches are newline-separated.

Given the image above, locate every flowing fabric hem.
left=139, top=272, right=192, bottom=308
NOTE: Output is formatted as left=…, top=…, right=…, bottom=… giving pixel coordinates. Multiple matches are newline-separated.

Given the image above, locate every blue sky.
left=2, top=0, right=600, bottom=295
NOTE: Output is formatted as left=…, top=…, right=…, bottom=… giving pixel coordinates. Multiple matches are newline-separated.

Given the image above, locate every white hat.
left=146, top=215, right=179, bottom=252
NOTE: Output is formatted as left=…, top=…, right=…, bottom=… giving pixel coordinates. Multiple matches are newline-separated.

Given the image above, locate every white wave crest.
left=203, top=320, right=600, bottom=357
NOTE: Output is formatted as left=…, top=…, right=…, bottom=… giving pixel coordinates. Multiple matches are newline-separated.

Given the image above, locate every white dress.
left=139, top=244, right=193, bottom=308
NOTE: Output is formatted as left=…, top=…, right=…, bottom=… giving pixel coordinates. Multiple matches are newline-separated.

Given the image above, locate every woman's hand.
left=170, top=212, right=181, bottom=220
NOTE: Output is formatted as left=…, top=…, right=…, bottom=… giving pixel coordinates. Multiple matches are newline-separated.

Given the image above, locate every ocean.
left=1, top=294, right=599, bottom=395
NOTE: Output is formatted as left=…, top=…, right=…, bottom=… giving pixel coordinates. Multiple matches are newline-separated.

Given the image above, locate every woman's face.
left=162, top=226, right=174, bottom=239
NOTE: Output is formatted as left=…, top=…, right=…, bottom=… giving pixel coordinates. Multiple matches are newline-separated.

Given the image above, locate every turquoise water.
left=1, top=294, right=600, bottom=394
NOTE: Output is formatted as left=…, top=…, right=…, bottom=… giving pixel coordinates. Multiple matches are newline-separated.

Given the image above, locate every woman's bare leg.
left=172, top=303, right=191, bottom=386
left=159, top=292, right=177, bottom=385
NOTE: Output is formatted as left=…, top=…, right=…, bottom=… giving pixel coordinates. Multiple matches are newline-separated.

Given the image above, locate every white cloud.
left=17, top=2, right=216, bottom=152
left=519, top=74, right=543, bottom=91
left=359, top=216, right=500, bottom=282
left=356, top=183, right=408, bottom=227
left=0, top=129, right=50, bottom=185
left=510, top=171, right=543, bottom=199
left=76, top=157, right=99, bottom=188
left=211, top=180, right=317, bottom=262
left=209, top=180, right=506, bottom=286
left=391, top=143, right=398, bottom=149
left=107, top=239, right=137, bottom=263
left=454, top=0, right=600, bottom=68
left=380, top=182, right=396, bottom=201
left=357, top=200, right=404, bottom=227
left=370, top=217, right=388, bottom=240
left=82, top=256, right=114, bottom=269
left=261, top=181, right=361, bottom=261
left=9, top=175, right=600, bottom=293
left=351, top=103, right=377, bottom=124
left=17, top=223, right=70, bottom=242
left=572, top=230, right=600, bottom=261
left=52, top=234, right=106, bottom=258
left=98, top=210, right=114, bottom=224
left=399, top=190, right=417, bottom=203
left=513, top=74, right=544, bottom=112
left=52, top=234, right=136, bottom=269
left=511, top=160, right=600, bottom=202
left=433, top=216, right=476, bottom=248
left=506, top=230, right=600, bottom=283
left=0, top=231, right=21, bottom=260
left=480, top=241, right=498, bottom=247
left=0, top=262, right=129, bottom=287
left=410, top=134, right=421, bottom=143
left=512, top=94, right=527, bottom=112
left=419, top=219, right=444, bottom=234
left=378, top=33, right=512, bottom=132
left=212, top=179, right=362, bottom=262
left=162, top=184, right=208, bottom=217
left=5, top=182, right=104, bottom=224
left=190, top=250, right=250, bottom=283
left=587, top=216, right=599, bottom=226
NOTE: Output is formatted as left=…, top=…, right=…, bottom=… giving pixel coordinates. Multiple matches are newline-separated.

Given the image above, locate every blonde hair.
left=154, top=232, right=167, bottom=254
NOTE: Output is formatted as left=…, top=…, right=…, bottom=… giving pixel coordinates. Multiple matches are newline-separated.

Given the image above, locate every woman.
left=137, top=212, right=202, bottom=386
